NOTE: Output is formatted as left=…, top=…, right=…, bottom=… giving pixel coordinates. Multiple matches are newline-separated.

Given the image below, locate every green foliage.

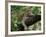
left=31, top=6, right=41, bottom=15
